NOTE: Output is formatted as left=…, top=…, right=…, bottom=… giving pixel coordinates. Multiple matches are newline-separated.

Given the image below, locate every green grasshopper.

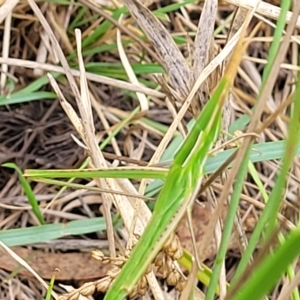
left=104, top=77, right=230, bottom=299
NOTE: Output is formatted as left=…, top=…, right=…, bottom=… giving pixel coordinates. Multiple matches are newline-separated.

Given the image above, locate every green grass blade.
left=228, top=0, right=291, bottom=132
left=174, top=80, right=225, bottom=166
left=45, top=270, right=57, bottom=300
left=13, top=74, right=57, bottom=94
left=2, top=163, right=45, bottom=225
left=104, top=70, right=228, bottom=299
left=231, top=44, right=300, bottom=286
left=24, top=140, right=300, bottom=199
left=248, top=158, right=299, bottom=300
left=178, top=250, right=224, bottom=295
left=0, top=91, right=57, bottom=106
left=84, top=62, right=164, bottom=75
left=264, top=75, right=300, bottom=238
left=24, top=167, right=168, bottom=180
left=0, top=73, right=61, bottom=106
left=205, top=148, right=250, bottom=300
left=81, top=7, right=126, bottom=48
left=153, top=0, right=199, bottom=14
left=260, top=1, right=291, bottom=85
left=146, top=139, right=300, bottom=197
left=0, top=217, right=105, bottom=247
left=229, top=229, right=300, bottom=300
left=68, top=6, right=88, bottom=31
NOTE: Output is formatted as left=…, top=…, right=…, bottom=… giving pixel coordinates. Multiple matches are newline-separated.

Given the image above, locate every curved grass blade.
left=230, top=0, right=299, bottom=286
left=146, top=139, right=300, bottom=197
left=24, top=140, right=300, bottom=199
left=103, top=75, right=229, bottom=299
left=2, top=163, right=45, bottom=225
left=228, top=229, right=300, bottom=300
left=205, top=1, right=296, bottom=297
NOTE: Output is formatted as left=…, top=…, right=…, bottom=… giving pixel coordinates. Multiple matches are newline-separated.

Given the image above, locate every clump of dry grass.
left=0, top=0, right=300, bottom=299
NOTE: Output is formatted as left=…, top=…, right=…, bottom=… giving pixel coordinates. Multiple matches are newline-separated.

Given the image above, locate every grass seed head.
left=175, top=278, right=186, bottom=292
left=128, top=285, right=138, bottom=298
left=96, top=277, right=113, bottom=293
left=163, top=234, right=183, bottom=260
left=79, top=282, right=96, bottom=296
left=106, top=266, right=121, bottom=277
left=154, top=250, right=166, bottom=267
left=166, top=269, right=181, bottom=286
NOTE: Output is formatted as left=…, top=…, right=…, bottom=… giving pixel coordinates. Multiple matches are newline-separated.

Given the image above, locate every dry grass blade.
left=27, top=0, right=81, bottom=104
left=225, top=0, right=300, bottom=29
left=196, top=0, right=260, bottom=273
left=122, top=0, right=190, bottom=98
left=115, top=17, right=164, bottom=298
left=0, top=0, right=19, bottom=23
left=75, top=29, right=116, bottom=256
left=119, top=1, right=193, bottom=266
left=44, top=20, right=160, bottom=300
left=28, top=0, right=116, bottom=258
left=78, top=0, right=162, bottom=65
left=149, top=25, right=242, bottom=166
left=220, top=6, right=249, bottom=137
left=0, top=8, right=11, bottom=93
left=179, top=256, right=199, bottom=300
left=75, top=29, right=95, bottom=136
left=227, top=7, right=249, bottom=41
left=238, top=2, right=300, bottom=163
left=0, top=57, right=165, bottom=98
left=191, top=0, right=218, bottom=112
left=116, top=15, right=149, bottom=112
left=277, top=269, right=300, bottom=300
left=26, top=0, right=154, bottom=256
left=208, top=7, right=300, bottom=295
left=0, top=241, right=58, bottom=299
left=47, top=73, right=84, bottom=137
left=3, top=0, right=298, bottom=299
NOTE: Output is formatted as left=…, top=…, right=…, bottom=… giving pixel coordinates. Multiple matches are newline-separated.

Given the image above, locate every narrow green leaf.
left=231, top=19, right=300, bottom=282
left=81, top=7, right=126, bottom=48
left=0, top=92, right=57, bottom=106
left=0, top=217, right=105, bottom=247
left=230, top=229, right=300, bottom=300
left=2, top=163, right=45, bottom=225
left=24, top=167, right=168, bottom=180
left=45, top=273, right=56, bottom=300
